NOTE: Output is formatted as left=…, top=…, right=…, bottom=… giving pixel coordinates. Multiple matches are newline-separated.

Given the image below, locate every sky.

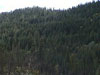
left=0, top=0, right=93, bottom=13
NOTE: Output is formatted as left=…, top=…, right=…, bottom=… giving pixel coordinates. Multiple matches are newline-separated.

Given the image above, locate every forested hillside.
left=0, top=1, right=100, bottom=75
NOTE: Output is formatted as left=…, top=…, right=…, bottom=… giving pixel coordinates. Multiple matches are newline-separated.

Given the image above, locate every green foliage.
left=0, top=1, right=100, bottom=75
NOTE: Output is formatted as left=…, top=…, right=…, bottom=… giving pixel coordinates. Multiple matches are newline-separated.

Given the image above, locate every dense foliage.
left=0, top=1, right=100, bottom=75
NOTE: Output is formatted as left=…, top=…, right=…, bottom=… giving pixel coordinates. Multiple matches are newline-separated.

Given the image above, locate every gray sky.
left=0, top=0, right=93, bottom=12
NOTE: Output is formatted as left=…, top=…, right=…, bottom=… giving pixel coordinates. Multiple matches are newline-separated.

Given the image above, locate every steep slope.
left=0, top=1, right=100, bottom=75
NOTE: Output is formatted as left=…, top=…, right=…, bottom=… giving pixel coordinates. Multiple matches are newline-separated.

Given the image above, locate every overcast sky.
left=0, top=0, right=93, bottom=13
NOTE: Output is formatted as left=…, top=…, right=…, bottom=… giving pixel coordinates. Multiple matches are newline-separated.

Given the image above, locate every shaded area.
left=0, top=1, right=100, bottom=75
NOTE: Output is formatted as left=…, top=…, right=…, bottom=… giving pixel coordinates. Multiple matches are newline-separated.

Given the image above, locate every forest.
left=0, top=1, right=100, bottom=75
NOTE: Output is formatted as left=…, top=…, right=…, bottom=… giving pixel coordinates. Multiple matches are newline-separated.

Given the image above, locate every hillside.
left=0, top=1, right=100, bottom=75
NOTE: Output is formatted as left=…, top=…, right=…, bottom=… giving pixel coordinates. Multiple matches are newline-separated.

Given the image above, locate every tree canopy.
left=0, top=1, right=100, bottom=75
